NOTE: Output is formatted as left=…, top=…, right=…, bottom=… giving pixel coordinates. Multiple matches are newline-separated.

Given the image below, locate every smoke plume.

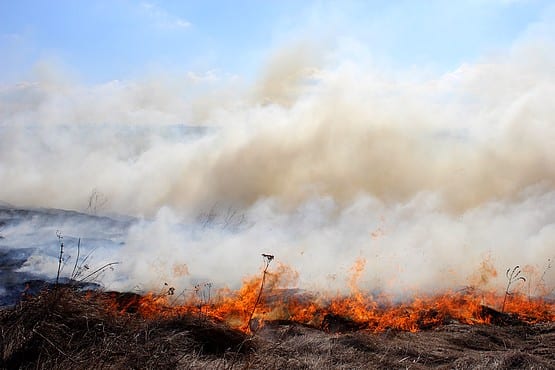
left=1, top=30, right=554, bottom=297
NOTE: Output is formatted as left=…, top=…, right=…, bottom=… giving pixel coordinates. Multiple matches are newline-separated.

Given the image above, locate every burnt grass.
left=1, top=287, right=554, bottom=370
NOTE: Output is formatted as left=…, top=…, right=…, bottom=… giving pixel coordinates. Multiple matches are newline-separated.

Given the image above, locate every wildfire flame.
left=103, top=259, right=555, bottom=334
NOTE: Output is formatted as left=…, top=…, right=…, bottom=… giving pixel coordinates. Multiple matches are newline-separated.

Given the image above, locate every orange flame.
left=101, top=259, right=555, bottom=333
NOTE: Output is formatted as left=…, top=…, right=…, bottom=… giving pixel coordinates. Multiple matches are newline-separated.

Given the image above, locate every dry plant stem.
left=79, top=262, right=120, bottom=282
left=502, top=265, right=526, bottom=313
left=247, top=254, right=274, bottom=333
left=55, top=232, right=64, bottom=288
left=32, top=328, right=77, bottom=364
left=71, top=237, right=81, bottom=280
left=537, top=258, right=553, bottom=296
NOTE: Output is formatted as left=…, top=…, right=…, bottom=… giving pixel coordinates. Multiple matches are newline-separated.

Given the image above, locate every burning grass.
left=0, top=286, right=254, bottom=369
left=1, top=285, right=554, bottom=369
left=0, top=278, right=555, bottom=369
left=1, top=259, right=554, bottom=369
left=120, top=261, right=554, bottom=335
left=119, top=283, right=555, bottom=334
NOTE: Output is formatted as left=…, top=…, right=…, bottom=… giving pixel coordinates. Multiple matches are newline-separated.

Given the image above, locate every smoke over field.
left=1, top=25, right=554, bottom=300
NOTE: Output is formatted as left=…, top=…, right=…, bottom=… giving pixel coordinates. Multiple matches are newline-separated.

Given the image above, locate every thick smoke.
left=1, top=31, right=554, bottom=297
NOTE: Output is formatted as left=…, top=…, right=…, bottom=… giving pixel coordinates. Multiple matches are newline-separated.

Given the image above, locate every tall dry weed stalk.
left=247, top=253, right=274, bottom=333
left=55, top=231, right=64, bottom=288
left=502, top=265, right=526, bottom=313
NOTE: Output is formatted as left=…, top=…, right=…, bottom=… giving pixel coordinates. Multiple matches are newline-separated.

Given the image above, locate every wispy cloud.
left=140, top=1, right=192, bottom=29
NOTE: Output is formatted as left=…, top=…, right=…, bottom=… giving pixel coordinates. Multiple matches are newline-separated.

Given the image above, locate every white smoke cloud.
left=1, top=24, right=554, bottom=297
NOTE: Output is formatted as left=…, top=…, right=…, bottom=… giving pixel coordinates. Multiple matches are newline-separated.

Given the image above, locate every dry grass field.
left=1, top=286, right=554, bottom=369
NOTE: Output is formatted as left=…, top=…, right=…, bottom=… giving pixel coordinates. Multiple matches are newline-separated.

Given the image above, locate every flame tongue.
left=101, top=259, right=554, bottom=333
left=104, top=269, right=554, bottom=334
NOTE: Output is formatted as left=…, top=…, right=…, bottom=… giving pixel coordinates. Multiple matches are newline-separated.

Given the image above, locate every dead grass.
left=1, top=287, right=554, bottom=369
left=0, top=286, right=253, bottom=369
left=247, top=321, right=555, bottom=369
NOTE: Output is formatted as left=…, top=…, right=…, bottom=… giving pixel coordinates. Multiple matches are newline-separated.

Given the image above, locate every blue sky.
left=0, top=0, right=552, bottom=84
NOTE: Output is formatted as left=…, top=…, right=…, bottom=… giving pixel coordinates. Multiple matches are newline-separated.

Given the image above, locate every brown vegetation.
left=0, top=287, right=253, bottom=369
left=1, top=286, right=554, bottom=369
